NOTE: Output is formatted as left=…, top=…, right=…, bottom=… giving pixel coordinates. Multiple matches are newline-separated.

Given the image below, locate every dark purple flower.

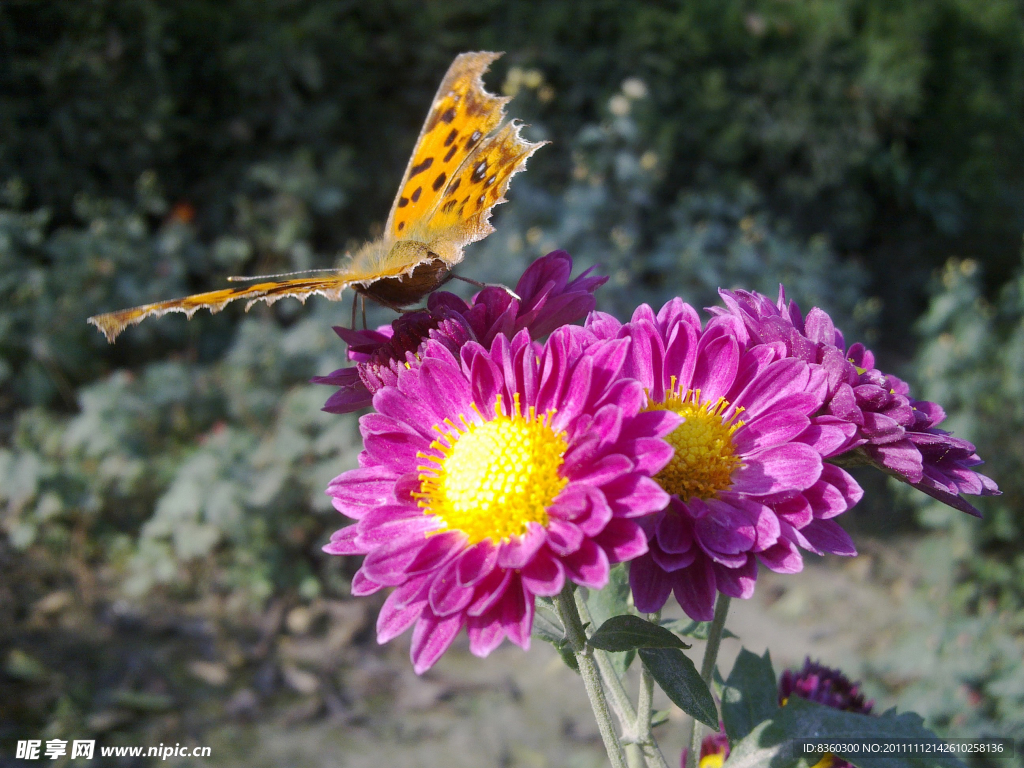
left=711, top=287, right=999, bottom=517
left=779, top=658, right=874, bottom=714
left=589, top=300, right=863, bottom=621
left=323, top=326, right=677, bottom=673
left=313, top=251, right=607, bottom=413
left=779, top=658, right=874, bottom=768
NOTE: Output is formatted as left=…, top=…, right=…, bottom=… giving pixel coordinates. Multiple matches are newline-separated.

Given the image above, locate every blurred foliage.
left=0, top=0, right=1019, bottom=754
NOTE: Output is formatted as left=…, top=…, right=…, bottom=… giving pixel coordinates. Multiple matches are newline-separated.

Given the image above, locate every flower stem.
left=555, top=585, right=627, bottom=768
left=574, top=595, right=670, bottom=768
left=575, top=592, right=638, bottom=727
left=685, top=595, right=731, bottom=768
left=636, top=613, right=670, bottom=768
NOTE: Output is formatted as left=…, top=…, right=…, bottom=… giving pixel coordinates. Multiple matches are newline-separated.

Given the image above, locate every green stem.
left=554, top=585, right=627, bottom=768
left=686, top=595, right=731, bottom=768
left=575, top=595, right=669, bottom=768
left=575, top=592, right=638, bottom=728
left=636, top=613, right=670, bottom=768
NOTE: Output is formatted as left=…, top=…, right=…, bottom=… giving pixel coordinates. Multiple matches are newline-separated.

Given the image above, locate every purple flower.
left=313, top=251, right=607, bottom=413
left=590, top=300, right=863, bottom=621
left=323, top=326, right=677, bottom=673
left=711, top=287, right=999, bottom=517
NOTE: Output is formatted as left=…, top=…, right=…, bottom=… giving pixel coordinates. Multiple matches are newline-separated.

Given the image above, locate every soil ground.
left=199, top=537, right=939, bottom=768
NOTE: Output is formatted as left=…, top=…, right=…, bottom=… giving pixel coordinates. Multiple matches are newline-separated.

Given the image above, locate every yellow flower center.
left=646, top=378, right=744, bottom=500
left=414, top=394, right=569, bottom=544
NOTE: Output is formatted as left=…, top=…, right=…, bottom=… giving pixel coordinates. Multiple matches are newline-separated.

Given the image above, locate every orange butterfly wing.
left=87, top=277, right=352, bottom=343
left=88, top=51, right=544, bottom=342
left=415, top=119, right=545, bottom=264
left=385, top=51, right=508, bottom=240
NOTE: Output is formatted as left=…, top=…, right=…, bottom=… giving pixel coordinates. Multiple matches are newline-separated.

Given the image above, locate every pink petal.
left=429, top=558, right=477, bottom=616
left=671, top=557, right=717, bottom=621
left=562, top=538, right=610, bottom=589
left=521, top=550, right=566, bottom=596
left=734, top=443, right=822, bottom=495
left=410, top=610, right=465, bottom=674
left=800, top=519, right=857, bottom=556
left=629, top=554, right=673, bottom=613
left=594, top=518, right=649, bottom=563
left=377, top=590, right=426, bottom=643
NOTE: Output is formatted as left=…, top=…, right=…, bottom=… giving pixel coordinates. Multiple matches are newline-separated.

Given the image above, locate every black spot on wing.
left=409, top=157, right=433, bottom=178
left=398, top=221, right=405, bottom=231
left=398, top=196, right=409, bottom=207
left=439, top=107, right=457, bottom=124
left=471, top=161, right=488, bottom=184
left=444, top=128, right=459, bottom=147
left=445, top=177, right=461, bottom=197
left=411, top=187, right=422, bottom=203
left=443, top=145, right=458, bottom=163
left=432, top=172, right=447, bottom=192
left=465, top=130, right=482, bottom=151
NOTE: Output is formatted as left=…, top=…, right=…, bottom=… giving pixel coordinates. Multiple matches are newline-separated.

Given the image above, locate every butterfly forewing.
left=385, top=51, right=509, bottom=241
left=417, top=120, right=545, bottom=262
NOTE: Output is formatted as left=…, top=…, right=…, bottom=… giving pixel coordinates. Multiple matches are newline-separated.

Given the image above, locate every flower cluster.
left=317, top=253, right=998, bottom=669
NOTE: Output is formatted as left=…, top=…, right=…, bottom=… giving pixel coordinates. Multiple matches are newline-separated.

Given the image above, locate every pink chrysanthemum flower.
left=589, top=300, right=864, bottom=621
left=323, top=327, right=678, bottom=673
left=712, top=287, right=999, bottom=516
left=313, top=251, right=606, bottom=413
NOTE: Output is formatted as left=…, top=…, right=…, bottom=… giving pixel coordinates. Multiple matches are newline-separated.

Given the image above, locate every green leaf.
left=650, top=709, right=670, bottom=728
left=639, top=648, right=718, bottom=728
left=590, top=614, right=691, bottom=651
left=557, top=644, right=580, bottom=674
left=721, top=647, right=780, bottom=741
left=722, top=697, right=967, bottom=768
left=584, top=564, right=638, bottom=674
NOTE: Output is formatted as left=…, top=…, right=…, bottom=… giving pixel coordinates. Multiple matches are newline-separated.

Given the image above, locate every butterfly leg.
left=361, top=295, right=367, bottom=330
left=350, top=292, right=358, bottom=329
left=450, top=273, right=522, bottom=302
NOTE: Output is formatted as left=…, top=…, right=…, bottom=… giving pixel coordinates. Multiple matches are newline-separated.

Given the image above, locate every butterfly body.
left=89, top=51, right=544, bottom=342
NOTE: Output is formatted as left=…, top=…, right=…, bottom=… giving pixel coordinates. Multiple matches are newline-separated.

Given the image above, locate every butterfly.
left=88, top=51, right=545, bottom=342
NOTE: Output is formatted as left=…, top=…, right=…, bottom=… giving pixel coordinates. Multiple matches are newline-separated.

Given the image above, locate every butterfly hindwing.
left=385, top=51, right=509, bottom=240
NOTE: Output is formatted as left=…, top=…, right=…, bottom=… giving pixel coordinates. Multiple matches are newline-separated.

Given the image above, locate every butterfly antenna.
left=451, top=273, right=521, bottom=302
left=226, top=268, right=338, bottom=283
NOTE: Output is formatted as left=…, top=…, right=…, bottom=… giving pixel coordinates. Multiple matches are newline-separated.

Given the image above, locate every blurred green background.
left=2, top=1, right=1024, bottom=765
